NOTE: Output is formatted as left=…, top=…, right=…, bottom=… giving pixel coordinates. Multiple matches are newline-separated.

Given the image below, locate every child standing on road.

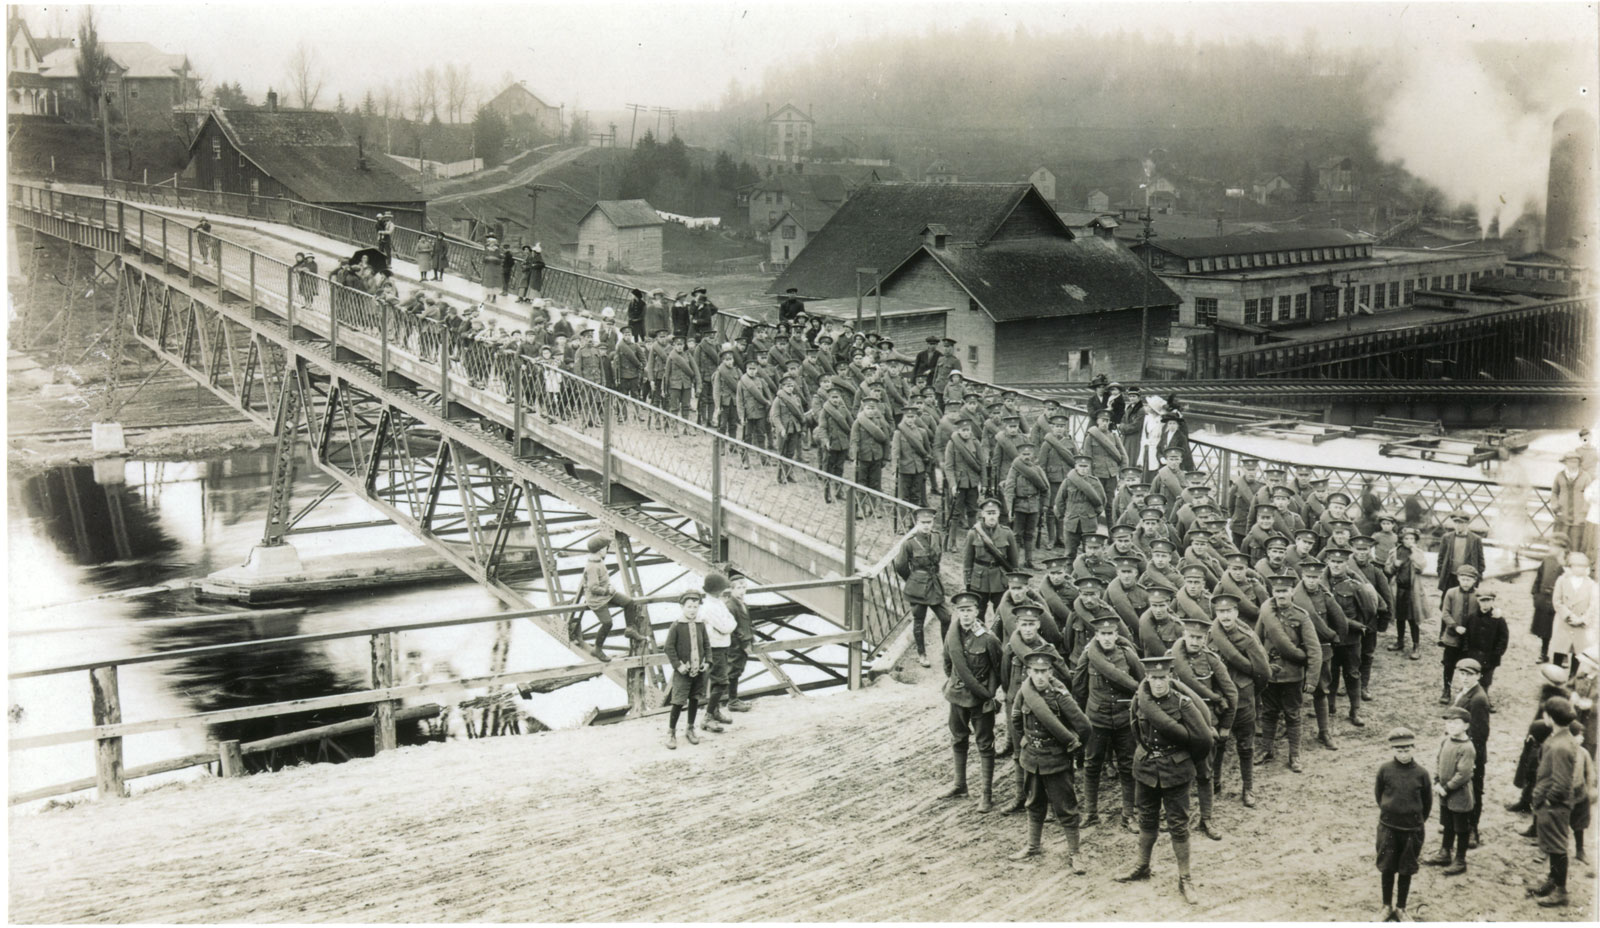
left=1426, top=707, right=1478, bottom=876
left=663, top=589, right=710, bottom=750
left=1374, top=726, right=1431, bottom=922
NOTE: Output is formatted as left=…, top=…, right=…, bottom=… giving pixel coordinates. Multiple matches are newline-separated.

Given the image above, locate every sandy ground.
left=8, top=575, right=1596, bottom=923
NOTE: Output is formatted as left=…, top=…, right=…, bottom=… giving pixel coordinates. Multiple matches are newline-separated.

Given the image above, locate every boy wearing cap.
left=1371, top=512, right=1400, bottom=564
left=1172, top=607, right=1237, bottom=837
left=1074, top=613, right=1145, bottom=831
left=1449, top=657, right=1492, bottom=847
left=1426, top=706, right=1477, bottom=875
left=663, top=590, right=711, bottom=749
left=1117, top=654, right=1213, bottom=904
left=1437, top=565, right=1481, bottom=704
left=1008, top=649, right=1093, bottom=869
left=1461, top=590, right=1508, bottom=697
left=1004, top=442, right=1051, bottom=567
left=578, top=534, right=641, bottom=663
left=1528, top=696, right=1585, bottom=907
left=940, top=591, right=1005, bottom=812
left=1209, top=594, right=1267, bottom=806
left=1257, top=572, right=1320, bottom=772
left=1435, top=511, right=1485, bottom=597
left=1374, top=726, right=1432, bottom=921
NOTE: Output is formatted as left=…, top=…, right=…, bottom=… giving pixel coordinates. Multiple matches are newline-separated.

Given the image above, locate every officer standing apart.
left=1007, top=651, right=1093, bottom=873
left=1116, top=654, right=1213, bottom=905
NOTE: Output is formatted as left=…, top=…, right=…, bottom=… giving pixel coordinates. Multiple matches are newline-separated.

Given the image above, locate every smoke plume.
left=1372, top=43, right=1588, bottom=236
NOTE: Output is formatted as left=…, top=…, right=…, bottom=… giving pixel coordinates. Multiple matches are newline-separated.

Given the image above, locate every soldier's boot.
left=977, top=754, right=996, bottom=813
left=1438, top=682, right=1452, bottom=706
left=1062, top=825, right=1087, bottom=874
left=939, top=747, right=969, bottom=799
left=1537, top=889, right=1570, bottom=908
left=1004, top=764, right=1027, bottom=814
left=1081, top=771, right=1102, bottom=828
left=1120, top=773, right=1141, bottom=833
left=1347, top=689, right=1365, bottom=727
left=1444, top=854, right=1467, bottom=876
left=1115, top=830, right=1157, bottom=882
left=1174, top=838, right=1199, bottom=905
left=1008, top=813, right=1045, bottom=860
left=1239, top=741, right=1257, bottom=807
left=1021, top=537, right=1035, bottom=570
left=1287, top=732, right=1304, bottom=773
left=1314, top=697, right=1338, bottom=750
left=1197, top=778, right=1224, bottom=840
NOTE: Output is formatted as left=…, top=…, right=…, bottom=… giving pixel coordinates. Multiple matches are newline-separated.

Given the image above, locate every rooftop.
left=1147, top=228, right=1371, bottom=260
left=1154, top=246, right=1500, bottom=282
left=912, top=236, right=1180, bottom=321
left=37, top=41, right=190, bottom=80
left=582, top=199, right=664, bottom=229
left=194, top=109, right=423, bottom=206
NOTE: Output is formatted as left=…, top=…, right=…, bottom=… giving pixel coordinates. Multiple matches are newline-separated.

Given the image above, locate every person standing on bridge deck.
left=195, top=217, right=213, bottom=262
left=579, top=533, right=640, bottom=663
left=943, top=420, right=983, bottom=548
left=1120, top=386, right=1147, bottom=466
left=814, top=386, right=853, bottom=501
left=1085, top=409, right=1128, bottom=509
left=625, top=289, right=647, bottom=341
left=722, top=570, right=755, bottom=712
left=643, top=330, right=671, bottom=412
left=664, top=589, right=711, bottom=749
left=711, top=345, right=740, bottom=440
left=939, top=590, right=1004, bottom=813
left=891, top=398, right=932, bottom=516
left=895, top=507, right=948, bottom=668
left=1007, top=648, right=1092, bottom=871
left=1256, top=572, right=1319, bottom=773
left=736, top=358, right=773, bottom=468
left=932, top=337, right=962, bottom=390
left=375, top=211, right=395, bottom=260
left=1229, top=458, right=1263, bottom=547
left=850, top=394, right=891, bottom=513
left=911, top=335, right=940, bottom=389
left=665, top=335, right=699, bottom=434
left=964, top=498, right=1019, bottom=626
left=770, top=376, right=806, bottom=485
left=522, top=244, right=545, bottom=301
left=778, top=287, right=805, bottom=327
left=1055, top=455, right=1106, bottom=567
left=1116, top=654, right=1211, bottom=905
left=1004, top=442, right=1049, bottom=569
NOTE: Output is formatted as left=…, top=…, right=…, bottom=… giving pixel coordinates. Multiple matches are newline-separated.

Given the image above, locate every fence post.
left=329, top=289, right=340, bottom=356
left=138, top=209, right=145, bottom=262
left=711, top=435, right=724, bottom=558
left=218, top=740, right=245, bottom=777
left=249, top=251, right=257, bottom=308
left=380, top=302, right=391, bottom=383
left=601, top=396, right=615, bottom=505
left=439, top=331, right=451, bottom=412
left=844, top=487, right=862, bottom=689
left=371, top=632, right=398, bottom=752
left=161, top=217, right=168, bottom=270
left=89, top=666, right=127, bottom=799
left=186, top=227, right=194, bottom=279
left=286, top=265, right=297, bottom=332
left=116, top=201, right=124, bottom=252
left=512, top=359, right=524, bottom=452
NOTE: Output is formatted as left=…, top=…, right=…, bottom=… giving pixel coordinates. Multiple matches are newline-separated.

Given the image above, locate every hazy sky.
left=15, top=1, right=1597, bottom=112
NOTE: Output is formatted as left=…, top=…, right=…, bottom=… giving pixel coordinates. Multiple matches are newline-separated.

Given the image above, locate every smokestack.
left=266, top=89, right=278, bottom=113
left=1545, top=108, right=1597, bottom=251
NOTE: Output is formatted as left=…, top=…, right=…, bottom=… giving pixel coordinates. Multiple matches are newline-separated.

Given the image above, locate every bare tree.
left=378, top=82, right=400, bottom=152
left=285, top=41, right=324, bottom=109
left=444, top=63, right=472, bottom=123
left=406, top=70, right=428, bottom=122
left=422, top=66, right=441, bottom=122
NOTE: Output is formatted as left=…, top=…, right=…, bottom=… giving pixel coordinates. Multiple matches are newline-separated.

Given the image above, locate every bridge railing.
left=6, top=579, right=877, bottom=806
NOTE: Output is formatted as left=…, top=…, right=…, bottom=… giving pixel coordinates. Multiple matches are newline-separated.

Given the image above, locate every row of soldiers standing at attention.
left=886, top=440, right=1576, bottom=907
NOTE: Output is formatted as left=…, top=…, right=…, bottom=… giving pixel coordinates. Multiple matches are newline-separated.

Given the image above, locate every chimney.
left=266, top=89, right=278, bottom=113
left=357, top=135, right=369, bottom=172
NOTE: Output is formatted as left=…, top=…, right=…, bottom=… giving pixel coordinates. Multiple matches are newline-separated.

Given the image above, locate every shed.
left=576, top=199, right=665, bottom=273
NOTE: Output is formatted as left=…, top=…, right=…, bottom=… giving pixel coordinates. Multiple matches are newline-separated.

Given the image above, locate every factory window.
left=1388, top=281, right=1400, bottom=305
left=1360, top=284, right=1371, bottom=309
left=1459, top=274, right=1470, bottom=288
left=1202, top=258, right=1215, bottom=272
left=1067, top=349, right=1092, bottom=374
left=1343, top=286, right=1356, bottom=314
left=1403, top=280, right=1414, bottom=304
left=1373, top=285, right=1386, bottom=310
left=1277, top=294, right=1291, bottom=320
left=1431, top=276, right=1442, bottom=289
left=1294, top=292, right=1308, bottom=319
left=1195, top=298, right=1219, bottom=325
left=1545, top=268, right=1558, bottom=281
left=1244, top=298, right=1260, bottom=325
left=1298, top=250, right=1310, bottom=262
left=1314, top=249, right=1325, bottom=261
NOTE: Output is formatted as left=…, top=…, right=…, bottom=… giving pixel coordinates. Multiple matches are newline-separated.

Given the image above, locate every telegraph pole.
left=526, top=183, right=555, bottom=246
left=1138, top=210, right=1156, bottom=378
left=624, top=103, right=645, bottom=148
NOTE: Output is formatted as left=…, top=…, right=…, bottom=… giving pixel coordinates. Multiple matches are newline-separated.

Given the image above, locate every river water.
left=6, top=451, right=833, bottom=803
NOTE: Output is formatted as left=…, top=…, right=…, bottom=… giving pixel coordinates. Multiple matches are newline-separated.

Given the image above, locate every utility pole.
left=624, top=102, right=645, bottom=148
left=101, top=90, right=114, bottom=183
left=526, top=183, right=555, bottom=246
left=1137, top=210, right=1156, bottom=379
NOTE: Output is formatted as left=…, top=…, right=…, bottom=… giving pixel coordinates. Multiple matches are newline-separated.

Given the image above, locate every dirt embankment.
left=8, top=575, right=1595, bottom=923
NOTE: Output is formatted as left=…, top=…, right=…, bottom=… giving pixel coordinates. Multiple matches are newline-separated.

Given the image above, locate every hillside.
left=6, top=116, right=190, bottom=184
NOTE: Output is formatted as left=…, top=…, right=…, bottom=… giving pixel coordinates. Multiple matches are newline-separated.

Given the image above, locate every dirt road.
left=8, top=575, right=1595, bottom=922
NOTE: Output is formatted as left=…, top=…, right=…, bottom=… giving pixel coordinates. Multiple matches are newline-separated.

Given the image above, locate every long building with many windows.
left=1133, top=229, right=1506, bottom=350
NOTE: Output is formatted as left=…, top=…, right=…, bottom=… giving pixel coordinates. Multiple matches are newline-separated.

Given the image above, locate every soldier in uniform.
left=1039, top=557, right=1079, bottom=654
left=850, top=395, right=892, bottom=506
left=1255, top=533, right=1292, bottom=584
left=735, top=357, right=773, bottom=464
left=813, top=387, right=853, bottom=501
left=1038, top=413, right=1078, bottom=549
left=1172, top=563, right=1214, bottom=627
left=1055, top=454, right=1107, bottom=564
left=1116, top=655, right=1212, bottom=905
left=990, top=414, right=1025, bottom=499
left=892, top=400, right=934, bottom=512
left=769, top=377, right=807, bottom=484
left=1229, top=457, right=1263, bottom=546
left=1075, top=615, right=1145, bottom=831
left=711, top=346, right=741, bottom=438
left=1000, top=605, right=1071, bottom=813
left=1171, top=611, right=1237, bottom=840
left=1085, top=408, right=1129, bottom=504
left=944, top=420, right=985, bottom=546
left=1256, top=573, right=1322, bottom=773
left=994, top=571, right=1048, bottom=643
left=1240, top=505, right=1282, bottom=564
left=1268, top=486, right=1307, bottom=540
left=963, top=498, right=1020, bottom=624
left=1074, top=531, right=1118, bottom=586
left=1209, top=592, right=1268, bottom=807
left=1142, top=539, right=1185, bottom=593
left=1139, top=581, right=1185, bottom=658
left=895, top=507, right=948, bottom=668
left=939, top=591, right=1005, bottom=813
left=1216, top=552, right=1268, bottom=625
left=665, top=335, right=699, bottom=430
left=1008, top=650, right=1094, bottom=871
left=1073, top=575, right=1134, bottom=649
left=1350, top=535, right=1394, bottom=698
left=1293, top=559, right=1352, bottom=751
left=1325, top=547, right=1375, bottom=729
left=1004, top=442, right=1051, bottom=567
left=1106, top=556, right=1151, bottom=633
